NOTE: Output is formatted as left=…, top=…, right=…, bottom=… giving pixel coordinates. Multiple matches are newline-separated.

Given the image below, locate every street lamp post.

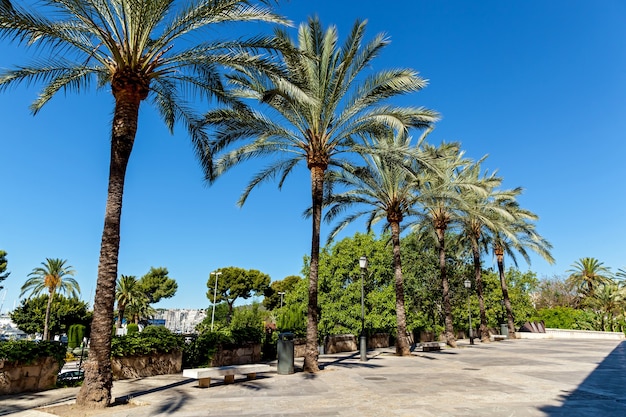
left=359, top=256, right=368, bottom=361
left=278, top=291, right=285, bottom=308
left=464, top=279, right=474, bottom=345
left=210, top=271, right=222, bottom=331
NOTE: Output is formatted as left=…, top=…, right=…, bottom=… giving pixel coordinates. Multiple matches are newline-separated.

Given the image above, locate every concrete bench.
left=491, top=334, right=507, bottom=341
left=183, top=364, right=272, bottom=388
left=420, top=342, right=443, bottom=352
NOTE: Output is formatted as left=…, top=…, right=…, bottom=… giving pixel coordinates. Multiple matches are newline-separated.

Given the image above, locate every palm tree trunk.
left=471, top=239, right=489, bottom=342
left=496, top=255, right=516, bottom=339
left=77, top=91, right=140, bottom=408
left=43, top=289, right=54, bottom=341
left=437, top=227, right=456, bottom=347
left=390, top=221, right=409, bottom=355
left=304, top=165, right=324, bottom=373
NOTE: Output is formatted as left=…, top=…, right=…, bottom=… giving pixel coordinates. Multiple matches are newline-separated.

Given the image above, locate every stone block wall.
left=111, top=350, right=182, bottom=380
left=0, top=357, right=60, bottom=395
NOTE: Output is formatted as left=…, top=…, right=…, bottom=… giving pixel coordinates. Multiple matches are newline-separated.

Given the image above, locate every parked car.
left=57, top=370, right=84, bottom=382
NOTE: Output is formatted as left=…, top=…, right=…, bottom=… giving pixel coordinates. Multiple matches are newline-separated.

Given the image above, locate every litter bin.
left=500, top=323, right=509, bottom=338
left=277, top=332, right=294, bottom=375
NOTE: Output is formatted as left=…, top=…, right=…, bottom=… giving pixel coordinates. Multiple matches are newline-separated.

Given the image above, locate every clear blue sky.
left=1, top=0, right=625, bottom=311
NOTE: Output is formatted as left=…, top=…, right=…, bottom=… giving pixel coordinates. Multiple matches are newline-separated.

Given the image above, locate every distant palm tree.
left=115, top=275, right=141, bottom=329
left=205, top=17, right=438, bottom=371
left=322, top=131, right=434, bottom=355
left=591, top=282, right=624, bottom=331
left=0, top=0, right=287, bottom=407
left=491, top=205, right=554, bottom=338
left=21, top=258, right=79, bottom=341
left=567, top=257, right=613, bottom=298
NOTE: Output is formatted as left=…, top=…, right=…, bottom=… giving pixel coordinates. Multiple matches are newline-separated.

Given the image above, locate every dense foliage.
left=0, top=340, right=66, bottom=368
left=110, top=326, right=184, bottom=357
left=0, top=249, right=9, bottom=289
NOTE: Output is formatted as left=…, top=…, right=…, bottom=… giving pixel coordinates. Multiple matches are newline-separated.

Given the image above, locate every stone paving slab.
left=2, top=338, right=625, bottom=416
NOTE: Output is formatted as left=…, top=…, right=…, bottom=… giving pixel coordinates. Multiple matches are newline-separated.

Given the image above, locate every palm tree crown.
left=21, top=258, right=79, bottom=341
left=205, top=17, right=438, bottom=371
left=567, top=257, right=613, bottom=298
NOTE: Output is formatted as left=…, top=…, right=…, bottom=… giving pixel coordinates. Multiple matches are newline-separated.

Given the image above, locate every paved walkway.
left=2, top=338, right=625, bottom=416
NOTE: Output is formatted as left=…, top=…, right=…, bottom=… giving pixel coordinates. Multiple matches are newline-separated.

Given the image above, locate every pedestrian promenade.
left=2, top=338, right=625, bottom=416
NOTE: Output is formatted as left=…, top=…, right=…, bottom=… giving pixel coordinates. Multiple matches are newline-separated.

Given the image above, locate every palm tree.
left=204, top=17, right=438, bottom=371
left=115, top=275, right=140, bottom=329
left=413, top=143, right=489, bottom=347
left=0, top=0, right=287, bottom=407
left=567, top=257, right=613, bottom=299
left=458, top=178, right=521, bottom=342
left=20, top=258, right=79, bottom=341
left=491, top=206, right=554, bottom=339
left=322, top=131, right=434, bottom=355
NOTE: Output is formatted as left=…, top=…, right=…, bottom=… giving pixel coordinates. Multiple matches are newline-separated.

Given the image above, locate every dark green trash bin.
left=277, top=332, right=294, bottom=375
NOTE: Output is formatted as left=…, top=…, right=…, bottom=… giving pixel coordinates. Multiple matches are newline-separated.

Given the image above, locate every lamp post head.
left=464, top=279, right=471, bottom=289
left=359, top=256, right=368, bottom=270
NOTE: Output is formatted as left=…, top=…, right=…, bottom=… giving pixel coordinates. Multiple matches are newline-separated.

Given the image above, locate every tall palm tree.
left=321, top=131, right=434, bottom=355
left=204, top=17, right=438, bottom=371
left=491, top=206, right=554, bottom=339
left=20, top=258, right=79, bottom=341
left=414, top=143, right=494, bottom=347
left=567, top=257, right=613, bottom=299
left=0, top=0, right=287, bottom=407
left=458, top=177, right=520, bottom=342
left=115, top=275, right=140, bottom=329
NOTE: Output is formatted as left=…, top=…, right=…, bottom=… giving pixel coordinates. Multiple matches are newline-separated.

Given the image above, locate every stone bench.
left=420, top=342, right=443, bottom=352
left=491, top=334, right=507, bottom=341
left=183, top=364, right=272, bottom=388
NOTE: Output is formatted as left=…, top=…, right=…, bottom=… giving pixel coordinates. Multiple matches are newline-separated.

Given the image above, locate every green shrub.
left=0, top=340, right=66, bottom=368
left=126, top=323, right=139, bottom=335
left=111, top=326, right=184, bottom=357
left=182, top=331, right=227, bottom=368
left=68, top=324, right=86, bottom=349
left=276, top=305, right=306, bottom=338
left=531, top=307, right=588, bottom=329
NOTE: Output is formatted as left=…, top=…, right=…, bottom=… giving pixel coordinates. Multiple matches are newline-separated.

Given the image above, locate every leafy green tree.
left=11, top=294, right=91, bottom=338
left=138, top=267, right=177, bottom=304
left=533, top=276, right=579, bottom=309
left=263, top=275, right=302, bottom=311
left=115, top=275, right=141, bottom=328
left=0, top=250, right=9, bottom=290
left=206, top=267, right=270, bottom=322
left=205, top=17, right=438, bottom=371
left=566, top=258, right=613, bottom=299
left=0, top=0, right=287, bottom=407
left=20, top=258, right=79, bottom=341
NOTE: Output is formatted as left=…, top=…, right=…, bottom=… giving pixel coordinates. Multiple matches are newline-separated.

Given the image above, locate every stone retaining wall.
left=0, top=357, right=60, bottom=395
left=111, top=350, right=182, bottom=380
left=210, top=343, right=261, bottom=366
left=518, top=328, right=625, bottom=341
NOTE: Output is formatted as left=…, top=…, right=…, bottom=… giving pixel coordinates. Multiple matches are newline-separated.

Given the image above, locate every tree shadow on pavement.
left=539, top=341, right=626, bottom=416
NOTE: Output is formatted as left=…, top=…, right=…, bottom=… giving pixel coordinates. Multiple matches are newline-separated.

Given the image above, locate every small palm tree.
left=21, top=258, right=79, bottom=341
left=205, top=17, right=438, bottom=371
left=567, top=258, right=613, bottom=299
left=115, top=275, right=141, bottom=329
left=0, top=0, right=287, bottom=407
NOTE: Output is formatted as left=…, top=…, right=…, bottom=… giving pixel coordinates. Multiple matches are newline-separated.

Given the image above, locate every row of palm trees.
left=0, top=0, right=549, bottom=408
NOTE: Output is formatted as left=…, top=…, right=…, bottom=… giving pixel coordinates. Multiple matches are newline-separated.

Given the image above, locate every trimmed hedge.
left=111, top=325, right=184, bottom=357
left=0, top=340, right=66, bottom=368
